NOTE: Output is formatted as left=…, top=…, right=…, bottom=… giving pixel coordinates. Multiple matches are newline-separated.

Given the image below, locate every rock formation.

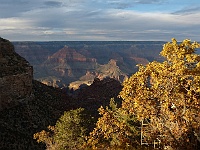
left=0, top=37, right=33, bottom=110
left=69, top=59, right=128, bottom=90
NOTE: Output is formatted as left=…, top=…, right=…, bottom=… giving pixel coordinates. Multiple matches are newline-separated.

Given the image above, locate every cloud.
left=173, top=6, right=200, bottom=15
left=1, top=0, right=200, bottom=41
left=134, top=0, right=166, bottom=4
left=0, top=0, right=43, bottom=18
left=44, top=1, right=63, bottom=7
left=105, top=0, right=167, bottom=9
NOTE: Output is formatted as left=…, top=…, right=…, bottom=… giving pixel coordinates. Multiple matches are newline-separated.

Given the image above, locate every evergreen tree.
left=34, top=108, right=88, bottom=150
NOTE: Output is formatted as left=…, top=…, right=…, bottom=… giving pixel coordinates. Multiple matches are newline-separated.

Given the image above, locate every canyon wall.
left=0, top=37, right=33, bottom=110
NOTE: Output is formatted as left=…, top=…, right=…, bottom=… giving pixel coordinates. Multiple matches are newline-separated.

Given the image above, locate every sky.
left=0, top=0, right=200, bottom=41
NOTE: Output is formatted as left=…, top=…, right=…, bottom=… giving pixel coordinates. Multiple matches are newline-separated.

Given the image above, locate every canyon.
left=13, top=41, right=165, bottom=89
left=1, top=38, right=199, bottom=149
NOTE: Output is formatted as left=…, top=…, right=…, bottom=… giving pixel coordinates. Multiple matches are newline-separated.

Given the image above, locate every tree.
left=34, top=108, right=88, bottom=150
left=119, top=38, right=200, bottom=149
left=86, top=98, right=140, bottom=149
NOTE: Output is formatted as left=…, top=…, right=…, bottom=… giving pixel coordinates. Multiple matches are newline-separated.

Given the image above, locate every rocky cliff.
left=0, top=38, right=67, bottom=149
left=0, top=37, right=33, bottom=110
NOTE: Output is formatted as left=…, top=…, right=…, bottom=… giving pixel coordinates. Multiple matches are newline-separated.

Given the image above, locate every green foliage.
left=34, top=108, right=88, bottom=150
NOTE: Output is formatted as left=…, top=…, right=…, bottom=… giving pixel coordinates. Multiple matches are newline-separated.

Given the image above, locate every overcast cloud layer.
left=0, top=0, right=200, bottom=41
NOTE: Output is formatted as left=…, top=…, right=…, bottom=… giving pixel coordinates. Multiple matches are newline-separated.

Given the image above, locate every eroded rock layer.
left=0, top=37, right=33, bottom=110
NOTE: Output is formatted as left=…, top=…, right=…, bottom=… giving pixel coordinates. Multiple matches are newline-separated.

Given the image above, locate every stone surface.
left=0, top=37, right=33, bottom=110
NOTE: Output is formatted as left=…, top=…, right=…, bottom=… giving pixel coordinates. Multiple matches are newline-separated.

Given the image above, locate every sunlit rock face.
left=38, top=46, right=98, bottom=87
left=0, top=37, right=33, bottom=111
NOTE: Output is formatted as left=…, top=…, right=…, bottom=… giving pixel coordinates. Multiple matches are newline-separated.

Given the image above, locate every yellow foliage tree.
left=85, top=98, right=140, bottom=149
left=119, top=38, right=200, bottom=149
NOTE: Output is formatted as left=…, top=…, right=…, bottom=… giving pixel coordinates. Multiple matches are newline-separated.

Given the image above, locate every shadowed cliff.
left=0, top=37, right=33, bottom=111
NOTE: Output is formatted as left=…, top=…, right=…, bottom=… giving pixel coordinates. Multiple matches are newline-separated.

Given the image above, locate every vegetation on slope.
left=0, top=80, right=68, bottom=150
left=0, top=78, right=122, bottom=150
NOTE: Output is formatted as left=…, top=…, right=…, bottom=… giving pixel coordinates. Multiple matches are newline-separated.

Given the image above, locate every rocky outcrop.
left=69, top=59, right=128, bottom=90
left=96, top=59, right=128, bottom=81
left=0, top=37, right=33, bottom=111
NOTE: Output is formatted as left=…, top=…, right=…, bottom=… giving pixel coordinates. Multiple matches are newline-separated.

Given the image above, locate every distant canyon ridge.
left=13, top=41, right=165, bottom=89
